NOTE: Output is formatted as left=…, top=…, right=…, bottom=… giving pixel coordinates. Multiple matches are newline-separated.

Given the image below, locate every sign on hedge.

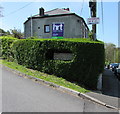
left=52, top=22, right=64, bottom=39
left=54, top=53, right=73, bottom=61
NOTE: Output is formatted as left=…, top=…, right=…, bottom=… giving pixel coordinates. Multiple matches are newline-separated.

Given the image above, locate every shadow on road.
left=86, top=69, right=120, bottom=108
left=102, top=69, right=120, bottom=98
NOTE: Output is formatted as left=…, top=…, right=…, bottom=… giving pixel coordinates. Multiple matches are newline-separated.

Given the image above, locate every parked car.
left=114, top=64, right=120, bottom=80
left=109, top=63, right=119, bottom=71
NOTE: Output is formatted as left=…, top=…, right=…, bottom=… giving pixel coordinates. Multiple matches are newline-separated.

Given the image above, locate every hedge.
left=10, top=38, right=105, bottom=89
left=0, top=36, right=16, bottom=59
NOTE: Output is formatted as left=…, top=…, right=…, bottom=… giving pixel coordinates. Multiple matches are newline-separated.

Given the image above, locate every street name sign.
left=87, top=17, right=100, bottom=25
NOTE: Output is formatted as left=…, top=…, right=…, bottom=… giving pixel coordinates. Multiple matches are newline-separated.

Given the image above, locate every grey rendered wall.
left=24, top=15, right=89, bottom=38
left=32, top=15, right=72, bottom=38
left=24, top=20, right=32, bottom=38
left=69, top=15, right=82, bottom=38
left=70, top=15, right=89, bottom=38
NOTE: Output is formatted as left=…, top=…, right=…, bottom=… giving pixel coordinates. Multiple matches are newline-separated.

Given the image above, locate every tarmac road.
left=1, top=66, right=118, bottom=112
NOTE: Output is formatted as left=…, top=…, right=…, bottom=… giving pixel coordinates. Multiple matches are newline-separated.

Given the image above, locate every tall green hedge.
left=10, top=38, right=105, bottom=89
left=0, top=36, right=16, bottom=59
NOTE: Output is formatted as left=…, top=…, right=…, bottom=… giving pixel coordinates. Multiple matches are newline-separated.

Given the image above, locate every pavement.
left=1, top=64, right=120, bottom=112
left=86, top=68, right=120, bottom=109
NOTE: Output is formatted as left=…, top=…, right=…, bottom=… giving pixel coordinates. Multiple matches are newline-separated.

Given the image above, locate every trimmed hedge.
left=0, top=36, right=16, bottom=59
left=10, top=38, right=105, bottom=89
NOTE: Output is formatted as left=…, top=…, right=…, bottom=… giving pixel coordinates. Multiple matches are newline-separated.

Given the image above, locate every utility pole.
left=89, top=0, right=97, bottom=40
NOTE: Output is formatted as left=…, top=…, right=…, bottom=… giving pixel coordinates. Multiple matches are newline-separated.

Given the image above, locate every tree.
left=0, top=28, right=6, bottom=36
left=105, top=43, right=120, bottom=63
left=115, top=48, right=120, bottom=63
left=105, top=43, right=116, bottom=63
left=10, top=28, right=24, bottom=39
left=0, top=28, right=24, bottom=38
left=118, top=48, right=120, bottom=63
left=6, top=30, right=11, bottom=35
left=88, top=30, right=94, bottom=41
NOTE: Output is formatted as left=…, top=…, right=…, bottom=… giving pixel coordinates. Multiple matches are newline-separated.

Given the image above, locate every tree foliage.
left=10, top=28, right=24, bottom=39
left=0, top=28, right=6, bottom=36
left=105, top=43, right=120, bottom=63
left=88, top=30, right=94, bottom=41
left=0, top=28, right=24, bottom=39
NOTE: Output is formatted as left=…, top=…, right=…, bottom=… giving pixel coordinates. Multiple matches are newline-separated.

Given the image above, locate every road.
left=1, top=66, right=118, bottom=112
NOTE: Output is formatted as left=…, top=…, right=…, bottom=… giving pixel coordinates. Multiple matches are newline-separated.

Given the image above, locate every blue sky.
left=0, top=1, right=119, bottom=47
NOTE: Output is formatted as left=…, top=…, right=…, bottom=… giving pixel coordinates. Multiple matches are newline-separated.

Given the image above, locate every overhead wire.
left=80, top=0, right=84, bottom=16
left=5, top=2, right=33, bottom=17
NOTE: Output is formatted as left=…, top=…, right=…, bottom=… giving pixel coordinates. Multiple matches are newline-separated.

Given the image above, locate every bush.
left=0, top=36, right=16, bottom=59
left=11, top=38, right=105, bottom=89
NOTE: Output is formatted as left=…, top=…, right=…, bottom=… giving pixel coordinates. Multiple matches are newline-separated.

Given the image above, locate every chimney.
left=39, top=7, right=44, bottom=16
left=66, top=8, right=70, bottom=11
left=63, top=8, right=70, bottom=11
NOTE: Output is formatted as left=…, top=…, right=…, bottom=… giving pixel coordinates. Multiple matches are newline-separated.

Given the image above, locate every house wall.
left=69, top=15, right=89, bottom=38
left=24, top=19, right=32, bottom=38
left=24, top=15, right=89, bottom=38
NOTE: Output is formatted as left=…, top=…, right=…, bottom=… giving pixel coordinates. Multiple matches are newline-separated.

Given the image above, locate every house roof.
left=24, top=8, right=89, bottom=30
left=34, top=8, right=72, bottom=17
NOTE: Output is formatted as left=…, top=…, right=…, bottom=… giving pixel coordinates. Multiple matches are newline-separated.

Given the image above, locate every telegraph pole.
left=89, top=0, right=97, bottom=40
left=92, top=0, right=96, bottom=40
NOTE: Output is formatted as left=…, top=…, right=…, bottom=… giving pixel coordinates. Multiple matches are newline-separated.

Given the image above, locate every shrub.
left=0, top=36, right=16, bottom=59
left=11, top=38, right=105, bottom=89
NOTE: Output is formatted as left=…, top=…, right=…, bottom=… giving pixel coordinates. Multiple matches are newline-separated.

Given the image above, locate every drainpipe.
left=31, top=15, right=33, bottom=37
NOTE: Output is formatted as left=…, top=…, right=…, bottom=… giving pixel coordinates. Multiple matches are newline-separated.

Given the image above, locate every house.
left=24, top=7, right=89, bottom=39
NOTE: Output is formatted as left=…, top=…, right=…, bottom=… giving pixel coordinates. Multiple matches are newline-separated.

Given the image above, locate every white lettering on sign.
left=87, top=17, right=100, bottom=25
left=53, top=24, right=63, bottom=31
left=54, top=53, right=73, bottom=60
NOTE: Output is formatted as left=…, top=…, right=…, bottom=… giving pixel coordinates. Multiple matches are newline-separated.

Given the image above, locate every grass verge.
left=0, top=59, right=90, bottom=93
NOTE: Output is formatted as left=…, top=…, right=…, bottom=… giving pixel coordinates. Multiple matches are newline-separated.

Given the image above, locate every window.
left=44, top=25, right=50, bottom=33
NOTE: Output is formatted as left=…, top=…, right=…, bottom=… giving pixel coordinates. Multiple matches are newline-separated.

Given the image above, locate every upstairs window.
left=44, top=25, right=50, bottom=33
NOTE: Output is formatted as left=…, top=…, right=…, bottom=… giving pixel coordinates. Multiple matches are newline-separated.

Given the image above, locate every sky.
left=0, top=0, right=119, bottom=47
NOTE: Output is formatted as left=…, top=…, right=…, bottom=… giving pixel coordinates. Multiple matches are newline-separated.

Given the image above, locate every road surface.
left=1, top=66, right=118, bottom=112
